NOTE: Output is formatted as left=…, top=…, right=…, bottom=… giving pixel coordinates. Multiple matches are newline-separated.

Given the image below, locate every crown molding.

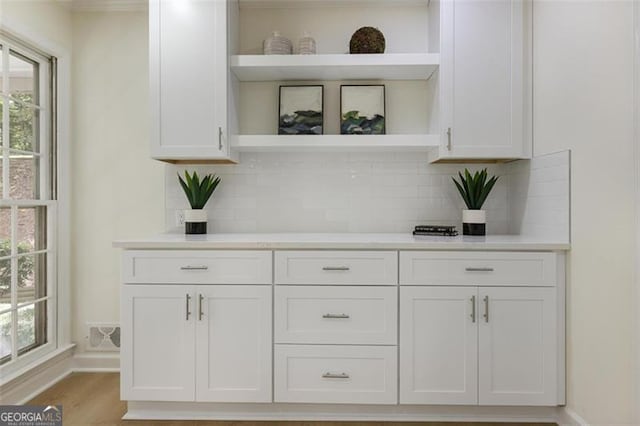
left=71, top=0, right=147, bottom=12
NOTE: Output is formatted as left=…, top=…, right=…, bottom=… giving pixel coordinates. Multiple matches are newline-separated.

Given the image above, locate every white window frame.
left=0, top=33, right=59, bottom=379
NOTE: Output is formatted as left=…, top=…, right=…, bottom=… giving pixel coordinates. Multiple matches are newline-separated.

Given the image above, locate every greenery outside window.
left=0, top=34, right=57, bottom=372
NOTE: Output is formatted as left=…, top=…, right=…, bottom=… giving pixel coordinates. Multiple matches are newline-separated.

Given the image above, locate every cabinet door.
left=121, top=285, right=196, bottom=401
left=195, top=285, right=272, bottom=402
left=399, top=287, right=478, bottom=405
left=478, top=287, right=557, bottom=405
left=438, top=0, right=531, bottom=160
left=149, top=0, right=229, bottom=160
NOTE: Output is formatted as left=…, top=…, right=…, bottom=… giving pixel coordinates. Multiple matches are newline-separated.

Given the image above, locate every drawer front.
left=275, top=286, right=397, bottom=345
left=122, top=250, right=272, bottom=284
left=274, top=345, right=397, bottom=404
left=400, top=251, right=557, bottom=287
left=275, top=251, right=397, bottom=285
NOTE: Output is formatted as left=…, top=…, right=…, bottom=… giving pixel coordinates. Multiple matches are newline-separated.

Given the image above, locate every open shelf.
left=230, top=53, right=440, bottom=81
left=233, top=134, right=440, bottom=152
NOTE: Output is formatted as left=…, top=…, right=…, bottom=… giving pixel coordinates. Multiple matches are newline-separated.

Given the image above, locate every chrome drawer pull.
left=180, top=265, right=209, bottom=271
left=483, top=296, right=490, bottom=323
left=322, top=313, right=350, bottom=319
left=186, top=294, right=192, bottom=320
left=322, top=266, right=350, bottom=271
left=470, top=295, right=476, bottom=323
left=465, top=267, right=494, bottom=272
left=322, top=372, right=350, bottom=379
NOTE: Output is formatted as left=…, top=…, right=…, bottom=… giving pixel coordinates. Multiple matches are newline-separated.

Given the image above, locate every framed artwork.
left=278, top=85, right=324, bottom=135
left=340, top=85, right=386, bottom=135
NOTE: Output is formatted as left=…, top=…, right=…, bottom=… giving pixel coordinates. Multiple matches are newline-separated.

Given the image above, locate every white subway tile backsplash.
left=165, top=150, right=570, bottom=240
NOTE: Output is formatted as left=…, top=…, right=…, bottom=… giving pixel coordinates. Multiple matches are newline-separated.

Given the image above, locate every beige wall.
left=533, top=1, right=636, bottom=423
left=0, top=0, right=72, bottom=50
left=71, top=11, right=164, bottom=352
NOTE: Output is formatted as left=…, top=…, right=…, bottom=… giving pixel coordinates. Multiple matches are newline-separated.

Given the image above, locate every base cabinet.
left=121, top=284, right=272, bottom=402
left=400, top=286, right=557, bottom=406
left=478, top=287, right=557, bottom=406
left=399, top=287, right=478, bottom=405
left=196, top=286, right=272, bottom=402
left=121, top=285, right=196, bottom=401
left=120, top=249, right=564, bottom=414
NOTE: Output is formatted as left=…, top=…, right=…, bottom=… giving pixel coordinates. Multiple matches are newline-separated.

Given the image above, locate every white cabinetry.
left=399, top=286, right=478, bottom=405
left=119, top=247, right=565, bottom=416
left=399, top=252, right=560, bottom=406
left=149, top=0, right=236, bottom=162
left=120, top=251, right=272, bottom=403
left=121, top=285, right=196, bottom=401
left=431, top=0, right=531, bottom=162
left=478, top=287, right=557, bottom=406
left=196, top=285, right=272, bottom=402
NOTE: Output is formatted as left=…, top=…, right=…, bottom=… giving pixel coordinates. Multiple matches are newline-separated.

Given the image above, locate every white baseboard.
left=556, top=406, right=589, bottom=426
left=72, top=352, right=120, bottom=372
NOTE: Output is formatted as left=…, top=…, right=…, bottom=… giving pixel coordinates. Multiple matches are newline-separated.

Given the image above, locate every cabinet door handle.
left=465, top=267, right=494, bottom=272
left=322, top=313, right=350, bottom=319
left=180, top=265, right=209, bottom=271
left=198, top=294, right=204, bottom=321
left=322, top=372, right=350, bottom=379
left=322, top=266, right=350, bottom=271
left=470, top=295, right=476, bottom=323
left=186, top=294, right=192, bottom=321
left=483, top=296, right=489, bottom=323
left=218, top=126, right=223, bottom=151
left=446, top=127, right=452, bottom=151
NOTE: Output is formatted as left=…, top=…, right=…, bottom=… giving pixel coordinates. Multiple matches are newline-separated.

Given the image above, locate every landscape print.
left=278, top=85, right=323, bottom=135
left=340, top=85, right=386, bottom=135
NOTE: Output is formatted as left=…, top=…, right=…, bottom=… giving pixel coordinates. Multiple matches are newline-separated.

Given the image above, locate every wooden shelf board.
left=230, top=53, right=439, bottom=81
left=233, top=134, right=440, bottom=152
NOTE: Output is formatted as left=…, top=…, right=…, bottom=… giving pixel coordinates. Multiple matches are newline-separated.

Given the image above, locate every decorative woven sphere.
left=349, top=27, right=385, bottom=54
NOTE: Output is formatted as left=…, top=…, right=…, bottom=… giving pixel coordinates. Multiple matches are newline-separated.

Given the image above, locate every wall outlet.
left=175, top=210, right=185, bottom=226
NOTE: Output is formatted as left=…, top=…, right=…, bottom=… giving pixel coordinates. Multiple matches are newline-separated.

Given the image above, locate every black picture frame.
left=278, top=85, right=324, bottom=135
left=340, top=84, right=386, bottom=135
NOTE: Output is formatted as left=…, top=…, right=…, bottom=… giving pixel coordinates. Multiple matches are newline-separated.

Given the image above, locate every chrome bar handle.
left=322, top=266, right=350, bottom=271
left=180, top=265, right=209, bottom=271
left=198, top=294, right=204, bottom=321
left=446, top=127, right=452, bottom=151
left=218, top=126, right=223, bottom=151
left=322, top=313, right=350, bottom=319
left=322, top=372, right=350, bottom=379
left=465, top=267, right=494, bottom=272
left=470, top=295, right=476, bottom=323
left=186, top=294, right=192, bottom=320
left=483, top=296, right=489, bottom=323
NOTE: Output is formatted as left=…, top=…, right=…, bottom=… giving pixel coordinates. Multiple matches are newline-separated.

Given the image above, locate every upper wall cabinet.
left=149, top=0, right=238, bottom=163
left=429, top=0, right=532, bottom=163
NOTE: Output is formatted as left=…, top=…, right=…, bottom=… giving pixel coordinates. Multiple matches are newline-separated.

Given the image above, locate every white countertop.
left=113, top=233, right=570, bottom=251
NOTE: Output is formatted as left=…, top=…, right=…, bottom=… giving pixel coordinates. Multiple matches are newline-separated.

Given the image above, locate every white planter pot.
left=184, top=209, right=207, bottom=234
left=184, top=209, right=207, bottom=223
left=462, top=209, right=486, bottom=236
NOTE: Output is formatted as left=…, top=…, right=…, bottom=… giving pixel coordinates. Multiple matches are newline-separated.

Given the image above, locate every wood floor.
left=28, top=373, right=555, bottom=426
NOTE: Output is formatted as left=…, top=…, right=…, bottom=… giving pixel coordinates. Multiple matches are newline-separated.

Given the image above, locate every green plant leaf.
left=452, top=177, right=472, bottom=209
left=452, top=168, right=499, bottom=210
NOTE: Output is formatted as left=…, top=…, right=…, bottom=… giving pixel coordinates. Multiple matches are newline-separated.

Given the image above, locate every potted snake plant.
left=178, top=171, right=221, bottom=234
left=452, top=168, right=499, bottom=236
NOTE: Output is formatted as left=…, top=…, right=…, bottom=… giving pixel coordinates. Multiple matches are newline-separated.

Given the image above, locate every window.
left=0, top=34, right=57, bottom=371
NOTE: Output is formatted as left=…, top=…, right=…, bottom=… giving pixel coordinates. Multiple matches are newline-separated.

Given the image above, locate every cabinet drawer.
left=274, top=345, right=397, bottom=404
left=275, top=286, right=397, bottom=345
left=400, top=251, right=557, bottom=287
left=122, top=250, right=272, bottom=284
left=275, top=251, right=397, bottom=285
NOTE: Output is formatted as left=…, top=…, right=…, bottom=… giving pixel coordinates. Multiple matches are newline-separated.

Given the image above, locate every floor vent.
left=86, top=323, right=120, bottom=351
